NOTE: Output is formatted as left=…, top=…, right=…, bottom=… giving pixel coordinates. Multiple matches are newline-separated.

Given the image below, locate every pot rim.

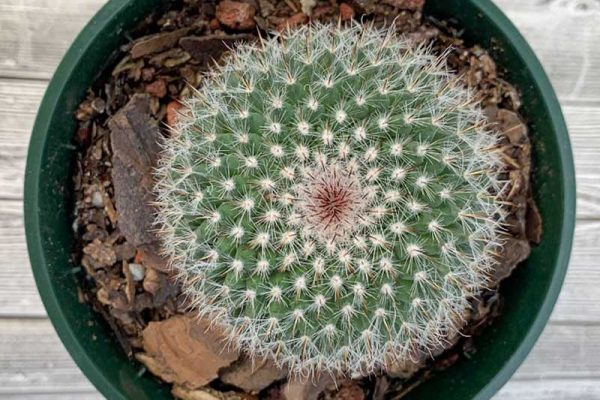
left=24, top=1, right=576, bottom=399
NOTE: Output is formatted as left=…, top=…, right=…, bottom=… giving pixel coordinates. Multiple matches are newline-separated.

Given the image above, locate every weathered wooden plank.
left=550, top=221, right=600, bottom=323
left=0, top=318, right=598, bottom=395
left=512, top=322, right=600, bottom=380
left=0, top=0, right=107, bottom=80
left=0, top=200, right=44, bottom=317
left=0, top=79, right=43, bottom=200
left=2, top=195, right=599, bottom=321
left=493, top=0, right=600, bottom=104
left=496, top=0, right=600, bottom=13
left=0, top=0, right=599, bottom=104
left=496, top=379, right=600, bottom=400
left=566, top=105, right=600, bottom=219
left=0, top=395, right=101, bottom=400
left=0, top=319, right=96, bottom=394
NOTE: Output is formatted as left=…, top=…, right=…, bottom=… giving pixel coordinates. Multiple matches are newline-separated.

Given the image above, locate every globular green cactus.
left=155, top=23, right=505, bottom=376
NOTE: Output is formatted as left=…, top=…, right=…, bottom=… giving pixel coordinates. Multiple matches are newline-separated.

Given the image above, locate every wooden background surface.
left=0, top=0, right=599, bottom=398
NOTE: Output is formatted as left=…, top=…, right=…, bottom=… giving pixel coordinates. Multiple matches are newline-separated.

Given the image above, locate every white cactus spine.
left=155, top=22, right=507, bottom=377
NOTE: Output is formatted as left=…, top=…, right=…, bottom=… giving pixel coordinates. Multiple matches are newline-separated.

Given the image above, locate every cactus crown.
left=155, top=23, right=505, bottom=376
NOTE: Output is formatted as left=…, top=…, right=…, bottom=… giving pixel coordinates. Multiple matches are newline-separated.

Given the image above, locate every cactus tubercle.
left=155, top=23, right=506, bottom=376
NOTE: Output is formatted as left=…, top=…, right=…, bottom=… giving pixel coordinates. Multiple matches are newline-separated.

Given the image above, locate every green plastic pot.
left=25, top=1, right=575, bottom=399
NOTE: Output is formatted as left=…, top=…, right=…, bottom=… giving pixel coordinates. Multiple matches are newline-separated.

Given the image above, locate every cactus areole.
left=155, top=23, right=506, bottom=376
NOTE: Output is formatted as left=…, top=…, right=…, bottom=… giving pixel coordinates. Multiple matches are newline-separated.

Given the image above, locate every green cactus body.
left=156, top=23, right=505, bottom=376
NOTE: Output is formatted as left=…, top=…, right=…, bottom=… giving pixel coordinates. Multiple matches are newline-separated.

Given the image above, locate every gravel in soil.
left=71, top=0, right=541, bottom=398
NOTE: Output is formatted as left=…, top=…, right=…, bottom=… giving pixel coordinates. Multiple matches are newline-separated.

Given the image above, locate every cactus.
left=155, top=23, right=505, bottom=377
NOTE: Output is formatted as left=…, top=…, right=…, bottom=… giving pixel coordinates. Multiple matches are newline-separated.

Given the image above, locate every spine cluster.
left=155, top=23, right=506, bottom=377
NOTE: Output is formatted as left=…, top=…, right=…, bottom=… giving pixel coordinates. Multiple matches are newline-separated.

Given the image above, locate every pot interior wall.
left=25, top=1, right=574, bottom=399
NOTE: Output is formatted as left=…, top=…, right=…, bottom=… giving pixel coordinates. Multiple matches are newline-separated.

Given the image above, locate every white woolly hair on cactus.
left=155, top=22, right=507, bottom=377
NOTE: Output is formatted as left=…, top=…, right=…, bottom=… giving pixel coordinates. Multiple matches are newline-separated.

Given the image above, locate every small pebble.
left=128, top=263, right=146, bottom=281
left=216, top=1, right=256, bottom=30
left=91, top=98, right=106, bottom=113
left=91, top=191, right=104, bottom=208
left=166, top=101, right=183, bottom=126
left=146, top=79, right=168, bottom=98
left=339, top=3, right=355, bottom=20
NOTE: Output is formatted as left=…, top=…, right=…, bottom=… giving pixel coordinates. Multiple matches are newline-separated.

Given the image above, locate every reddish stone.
left=216, top=1, right=256, bottom=30
left=145, top=79, right=167, bottom=98
left=75, top=125, right=90, bottom=146
left=166, top=101, right=183, bottom=126
left=339, top=3, right=355, bottom=20
left=134, top=249, right=143, bottom=264
left=277, top=12, right=308, bottom=32
left=209, top=18, right=221, bottom=30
